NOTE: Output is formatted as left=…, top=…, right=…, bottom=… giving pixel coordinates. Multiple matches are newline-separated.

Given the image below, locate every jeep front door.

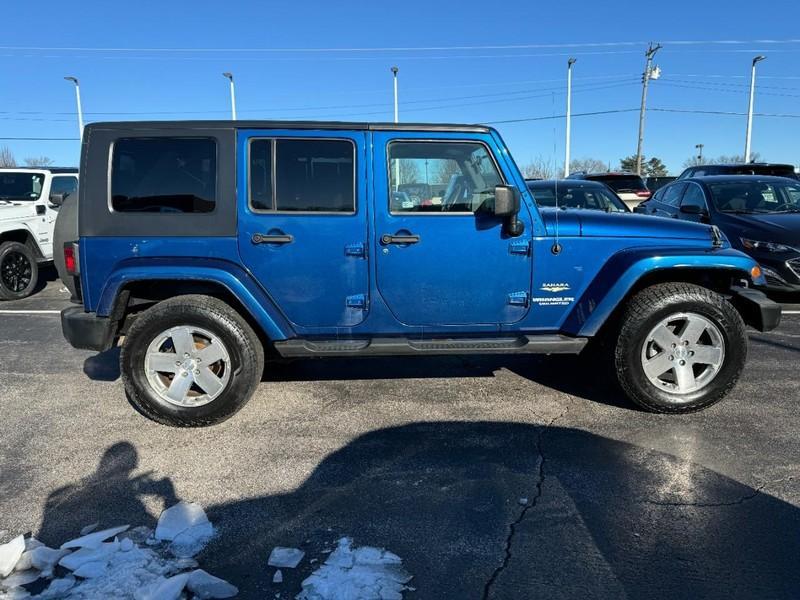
left=237, top=130, right=369, bottom=329
left=372, top=133, right=532, bottom=327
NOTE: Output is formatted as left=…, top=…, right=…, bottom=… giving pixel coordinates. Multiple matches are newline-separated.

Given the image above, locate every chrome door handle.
left=252, top=233, right=293, bottom=245
left=380, top=234, right=420, bottom=245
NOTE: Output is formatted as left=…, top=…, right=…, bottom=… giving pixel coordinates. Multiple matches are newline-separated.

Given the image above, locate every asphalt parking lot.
left=1, top=270, right=799, bottom=599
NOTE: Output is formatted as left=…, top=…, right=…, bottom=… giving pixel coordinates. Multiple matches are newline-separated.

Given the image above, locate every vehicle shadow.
left=35, top=423, right=800, bottom=599
left=82, top=346, right=121, bottom=381
left=265, top=353, right=634, bottom=411
left=31, top=264, right=59, bottom=296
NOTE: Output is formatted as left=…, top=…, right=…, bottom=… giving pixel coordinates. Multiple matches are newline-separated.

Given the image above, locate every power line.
left=487, top=108, right=640, bottom=124
left=651, top=107, right=800, bottom=118
left=0, top=39, right=798, bottom=53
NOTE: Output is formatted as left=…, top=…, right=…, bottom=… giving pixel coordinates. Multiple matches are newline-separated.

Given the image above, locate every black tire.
left=615, top=283, right=747, bottom=414
left=0, top=241, right=38, bottom=301
left=120, top=295, right=264, bottom=426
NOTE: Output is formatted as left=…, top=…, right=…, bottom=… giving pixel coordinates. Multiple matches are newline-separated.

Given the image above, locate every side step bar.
left=274, top=335, right=588, bottom=358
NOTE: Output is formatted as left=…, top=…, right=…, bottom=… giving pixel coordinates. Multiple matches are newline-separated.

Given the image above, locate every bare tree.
left=683, top=152, right=762, bottom=168
left=434, top=160, right=461, bottom=184
left=397, top=159, right=420, bottom=185
left=568, top=157, right=607, bottom=174
left=24, top=156, right=55, bottom=167
left=0, top=146, right=16, bottom=168
left=522, top=156, right=557, bottom=180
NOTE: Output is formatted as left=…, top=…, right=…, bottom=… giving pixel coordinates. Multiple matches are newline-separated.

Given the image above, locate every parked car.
left=567, top=172, right=650, bottom=210
left=526, top=179, right=628, bottom=212
left=56, top=120, right=779, bottom=426
left=678, top=163, right=798, bottom=180
left=0, top=167, right=78, bottom=299
left=645, top=176, right=676, bottom=192
left=635, top=175, right=800, bottom=292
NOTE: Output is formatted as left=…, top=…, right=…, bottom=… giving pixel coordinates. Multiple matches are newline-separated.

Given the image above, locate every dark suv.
left=678, top=163, right=798, bottom=180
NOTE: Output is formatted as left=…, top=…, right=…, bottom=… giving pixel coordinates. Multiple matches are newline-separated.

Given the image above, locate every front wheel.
left=615, top=283, right=748, bottom=414
left=120, top=295, right=264, bottom=426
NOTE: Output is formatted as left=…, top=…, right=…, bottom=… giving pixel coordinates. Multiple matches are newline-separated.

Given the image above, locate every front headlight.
left=740, top=238, right=795, bottom=253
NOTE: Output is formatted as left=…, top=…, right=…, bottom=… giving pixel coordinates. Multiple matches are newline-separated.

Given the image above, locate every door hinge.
left=344, top=242, right=367, bottom=258
left=507, top=291, right=530, bottom=307
left=346, top=294, right=368, bottom=310
left=509, top=239, right=531, bottom=256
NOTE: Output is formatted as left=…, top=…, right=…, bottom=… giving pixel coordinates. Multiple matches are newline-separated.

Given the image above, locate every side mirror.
left=493, top=185, right=524, bottom=236
left=680, top=204, right=707, bottom=215
left=493, top=185, right=520, bottom=217
left=49, top=192, right=66, bottom=207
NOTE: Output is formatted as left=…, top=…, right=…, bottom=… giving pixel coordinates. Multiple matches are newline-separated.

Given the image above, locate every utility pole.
left=695, top=143, right=704, bottom=164
left=64, top=76, right=84, bottom=142
left=744, top=55, right=766, bottom=163
left=222, top=72, right=237, bottom=120
left=635, top=43, right=662, bottom=176
left=564, top=58, right=576, bottom=178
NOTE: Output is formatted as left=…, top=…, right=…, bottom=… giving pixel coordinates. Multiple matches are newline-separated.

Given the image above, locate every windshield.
left=529, top=183, right=628, bottom=212
left=587, top=175, right=646, bottom=193
left=0, top=172, right=45, bottom=201
left=709, top=180, right=800, bottom=214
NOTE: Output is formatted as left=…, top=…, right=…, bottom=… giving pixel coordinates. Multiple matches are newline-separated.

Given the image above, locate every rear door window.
left=111, top=138, right=217, bottom=213
left=661, top=183, right=688, bottom=207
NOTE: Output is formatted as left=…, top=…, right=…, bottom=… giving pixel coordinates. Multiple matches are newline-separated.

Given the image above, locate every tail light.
left=635, top=190, right=652, bottom=198
left=64, top=242, right=78, bottom=275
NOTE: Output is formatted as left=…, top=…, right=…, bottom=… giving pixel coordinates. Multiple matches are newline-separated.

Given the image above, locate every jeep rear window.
left=111, top=138, right=217, bottom=213
left=0, top=172, right=44, bottom=201
left=248, top=138, right=355, bottom=213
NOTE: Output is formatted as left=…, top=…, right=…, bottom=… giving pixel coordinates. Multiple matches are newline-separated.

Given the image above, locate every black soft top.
left=84, top=120, right=492, bottom=134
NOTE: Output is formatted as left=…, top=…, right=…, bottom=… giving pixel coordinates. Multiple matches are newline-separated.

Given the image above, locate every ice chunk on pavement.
left=0, top=535, right=25, bottom=577
left=0, top=570, right=40, bottom=590
left=120, top=538, right=135, bottom=552
left=0, top=588, right=31, bottom=599
left=155, top=501, right=213, bottom=542
left=187, top=569, right=238, bottom=599
left=268, top=547, right=305, bottom=569
left=58, top=540, right=119, bottom=571
left=37, top=575, right=76, bottom=598
left=297, top=537, right=412, bottom=600
left=60, top=525, right=129, bottom=550
left=26, top=546, right=70, bottom=576
left=273, top=569, right=283, bottom=583
left=22, top=539, right=43, bottom=552
left=168, top=524, right=215, bottom=558
left=72, top=559, right=109, bottom=579
left=80, top=522, right=99, bottom=536
left=133, top=572, right=189, bottom=600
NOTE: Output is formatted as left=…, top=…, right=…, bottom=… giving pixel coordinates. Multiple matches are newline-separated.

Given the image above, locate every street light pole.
left=222, top=72, right=237, bottom=120
left=744, top=55, right=766, bottom=164
left=564, top=58, right=576, bottom=178
left=695, top=143, right=704, bottom=164
left=635, top=43, right=662, bottom=176
left=64, top=76, right=83, bottom=141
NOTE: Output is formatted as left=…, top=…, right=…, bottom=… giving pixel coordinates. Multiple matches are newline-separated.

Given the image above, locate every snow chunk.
left=21, top=546, right=69, bottom=577
left=133, top=572, right=189, bottom=600
left=37, top=575, right=76, bottom=598
left=58, top=541, right=119, bottom=571
left=168, top=524, right=214, bottom=558
left=0, top=536, right=25, bottom=578
left=60, top=525, right=129, bottom=550
left=273, top=569, right=283, bottom=584
left=155, top=502, right=213, bottom=542
left=187, top=569, right=238, bottom=599
left=79, top=523, right=99, bottom=536
left=268, top=547, right=305, bottom=569
left=0, top=570, right=40, bottom=590
left=297, top=538, right=412, bottom=600
left=72, top=560, right=109, bottom=579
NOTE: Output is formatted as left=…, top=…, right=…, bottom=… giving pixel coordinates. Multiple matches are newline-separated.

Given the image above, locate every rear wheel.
left=0, top=241, right=38, bottom=300
left=121, top=295, right=264, bottom=426
left=615, top=283, right=747, bottom=413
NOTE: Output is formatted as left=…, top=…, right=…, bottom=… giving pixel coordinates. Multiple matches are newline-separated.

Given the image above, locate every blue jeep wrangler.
left=56, top=121, right=780, bottom=426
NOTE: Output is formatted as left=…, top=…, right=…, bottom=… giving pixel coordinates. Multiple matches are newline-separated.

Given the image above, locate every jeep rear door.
left=371, top=132, right=533, bottom=327
left=237, top=129, right=370, bottom=329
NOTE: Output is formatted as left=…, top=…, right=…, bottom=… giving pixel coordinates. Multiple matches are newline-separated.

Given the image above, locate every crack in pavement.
left=637, top=476, right=795, bottom=508
left=481, top=400, right=572, bottom=600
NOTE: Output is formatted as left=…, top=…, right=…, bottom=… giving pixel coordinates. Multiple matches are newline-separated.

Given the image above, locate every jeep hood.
left=0, top=201, right=37, bottom=222
left=539, top=208, right=715, bottom=242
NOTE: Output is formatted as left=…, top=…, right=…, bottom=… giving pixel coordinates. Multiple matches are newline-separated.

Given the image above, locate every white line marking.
left=784, top=311, right=800, bottom=315
left=0, top=310, right=61, bottom=314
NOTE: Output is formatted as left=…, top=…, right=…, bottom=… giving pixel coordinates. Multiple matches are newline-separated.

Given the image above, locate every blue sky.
left=2, top=0, right=799, bottom=173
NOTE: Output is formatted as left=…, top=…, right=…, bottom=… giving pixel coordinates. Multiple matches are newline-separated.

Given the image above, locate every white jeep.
left=0, top=167, right=78, bottom=300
